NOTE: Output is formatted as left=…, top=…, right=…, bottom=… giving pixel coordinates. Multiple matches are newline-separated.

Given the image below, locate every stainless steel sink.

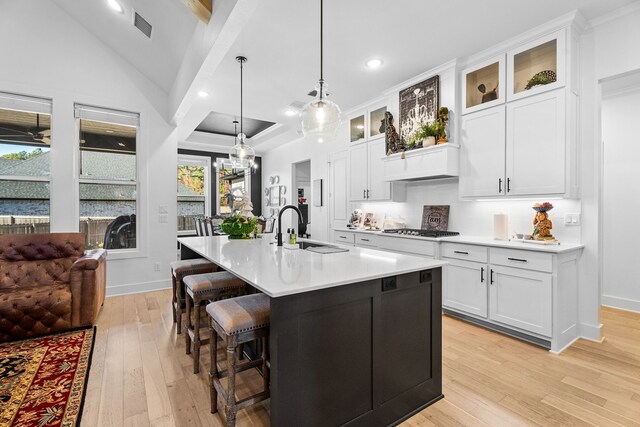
left=299, top=241, right=349, bottom=254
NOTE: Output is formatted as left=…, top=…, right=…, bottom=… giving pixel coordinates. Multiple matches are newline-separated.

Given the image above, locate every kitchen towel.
left=494, top=214, right=509, bottom=240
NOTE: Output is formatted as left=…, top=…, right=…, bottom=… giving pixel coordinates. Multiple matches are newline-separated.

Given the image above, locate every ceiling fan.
left=0, top=114, right=51, bottom=144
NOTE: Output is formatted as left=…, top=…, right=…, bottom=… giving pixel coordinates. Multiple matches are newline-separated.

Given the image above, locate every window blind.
left=74, top=104, right=140, bottom=127
left=0, top=92, right=52, bottom=114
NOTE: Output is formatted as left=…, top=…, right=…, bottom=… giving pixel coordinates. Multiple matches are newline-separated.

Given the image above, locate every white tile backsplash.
left=351, top=178, right=581, bottom=243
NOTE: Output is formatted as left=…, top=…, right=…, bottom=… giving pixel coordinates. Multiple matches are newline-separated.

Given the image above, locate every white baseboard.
left=601, top=295, right=640, bottom=313
left=579, top=322, right=604, bottom=342
left=106, top=279, right=171, bottom=297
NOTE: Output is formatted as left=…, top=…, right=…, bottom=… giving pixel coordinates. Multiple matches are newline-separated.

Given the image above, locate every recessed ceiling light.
left=356, top=125, right=364, bottom=129
left=198, top=90, right=209, bottom=98
left=285, top=109, right=298, bottom=117
left=366, top=58, right=383, bottom=69
left=118, top=142, right=126, bottom=147
left=106, top=129, right=114, bottom=133
left=107, top=0, right=124, bottom=14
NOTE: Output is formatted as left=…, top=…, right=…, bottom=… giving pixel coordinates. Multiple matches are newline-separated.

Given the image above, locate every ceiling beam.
left=178, top=0, right=212, bottom=23
left=169, top=0, right=260, bottom=139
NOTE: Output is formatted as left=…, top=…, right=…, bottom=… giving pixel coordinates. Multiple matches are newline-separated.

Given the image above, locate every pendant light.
left=300, top=0, right=341, bottom=143
left=229, top=56, right=255, bottom=168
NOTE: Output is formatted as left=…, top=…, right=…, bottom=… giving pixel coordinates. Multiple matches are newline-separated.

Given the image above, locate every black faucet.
left=277, top=204, right=303, bottom=246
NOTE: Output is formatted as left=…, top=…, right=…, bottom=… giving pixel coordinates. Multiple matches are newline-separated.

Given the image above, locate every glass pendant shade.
left=301, top=82, right=341, bottom=143
left=229, top=133, right=255, bottom=169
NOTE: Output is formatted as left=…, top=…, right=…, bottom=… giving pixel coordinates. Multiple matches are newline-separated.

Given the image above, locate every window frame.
left=177, top=153, right=211, bottom=236
left=75, top=104, right=142, bottom=259
left=0, top=93, right=53, bottom=233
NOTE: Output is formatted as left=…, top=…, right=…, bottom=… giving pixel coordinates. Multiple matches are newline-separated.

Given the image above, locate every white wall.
left=0, top=0, right=178, bottom=295
left=601, top=85, right=640, bottom=311
left=579, top=3, right=640, bottom=319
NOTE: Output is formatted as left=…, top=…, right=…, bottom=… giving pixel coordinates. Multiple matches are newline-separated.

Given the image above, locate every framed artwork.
left=421, top=205, right=450, bottom=231
left=399, top=75, right=439, bottom=145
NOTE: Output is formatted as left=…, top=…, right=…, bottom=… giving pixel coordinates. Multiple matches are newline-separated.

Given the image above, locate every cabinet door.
left=443, top=260, right=488, bottom=318
left=367, top=139, right=391, bottom=201
left=489, top=265, right=552, bottom=337
left=329, top=151, right=349, bottom=228
left=506, top=89, right=565, bottom=196
left=349, top=144, right=368, bottom=201
left=459, top=105, right=506, bottom=197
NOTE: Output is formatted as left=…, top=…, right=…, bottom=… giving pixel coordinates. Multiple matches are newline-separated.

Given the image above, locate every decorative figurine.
left=532, top=202, right=555, bottom=240
left=436, top=106, right=449, bottom=144
left=478, top=83, right=498, bottom=103
left=384, top=112, right=403, bottom=156
left=348, top=209, right=363, bottom=229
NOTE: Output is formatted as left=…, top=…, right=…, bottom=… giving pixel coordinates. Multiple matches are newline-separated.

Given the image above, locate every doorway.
left=292, top=160, right=311, bottom=236
left=600, top=70, right=640, bottom=313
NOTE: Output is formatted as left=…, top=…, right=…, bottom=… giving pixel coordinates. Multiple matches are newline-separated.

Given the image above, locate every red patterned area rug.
left=0, top=327, right=95, bottom=427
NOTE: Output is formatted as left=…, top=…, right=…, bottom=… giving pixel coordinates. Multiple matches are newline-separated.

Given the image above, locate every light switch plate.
left=564, top=213, right=580, bottom=226
left=159, top=214, right=168, bottom=223
left=158, top=205, right=168, bottom=214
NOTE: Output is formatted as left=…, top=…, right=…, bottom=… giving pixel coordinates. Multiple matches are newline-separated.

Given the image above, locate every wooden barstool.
left=170, top=259, right=217, bottom=334
left=207, top=294, right=270, bottom=426
left=184, top=271, right=246, bottom=373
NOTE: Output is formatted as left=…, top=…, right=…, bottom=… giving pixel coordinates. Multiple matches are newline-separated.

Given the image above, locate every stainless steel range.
left=383, top=229, right=460, bottom=238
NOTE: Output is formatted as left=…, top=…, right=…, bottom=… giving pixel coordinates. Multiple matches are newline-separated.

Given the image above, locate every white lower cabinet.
left=442, top=242, right=580, bottom=352
left=443, top=259, right=488, bottom=318
left=489, top=265, right=552, bottom=337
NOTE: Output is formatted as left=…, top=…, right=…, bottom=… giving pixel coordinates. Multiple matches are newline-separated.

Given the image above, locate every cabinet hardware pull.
left=361, top=238, right=370, bottom=242
left=454, top=251, right=469, bottom=255
left=498, top=178, right=502, bottom=193
left=363, top=189, right=366, bottom=199
left=339, top=236, right=347, bottom=239
left=507, top=178, right=511, bottom=193
left=366, top=189, right=370, bottom=199
left=490, top=269, right=494, bottom=285
left=481, top=267, right=485, bottom=283
left=507, top=257, right=528, bottom=262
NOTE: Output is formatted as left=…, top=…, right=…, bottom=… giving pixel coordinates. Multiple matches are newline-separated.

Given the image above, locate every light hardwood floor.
left=83, top=289, right=640, bottom=427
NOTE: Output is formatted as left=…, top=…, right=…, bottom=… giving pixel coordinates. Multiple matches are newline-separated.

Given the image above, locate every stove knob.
left=412, top=231, right=419, bottom=236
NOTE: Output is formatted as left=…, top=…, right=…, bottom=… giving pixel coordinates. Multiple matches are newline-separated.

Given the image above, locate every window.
left=177, top=155, right=210, bottom=233
left=75, top=104, right=139, bottom=250
left=0, top=92, right=52, bottom=236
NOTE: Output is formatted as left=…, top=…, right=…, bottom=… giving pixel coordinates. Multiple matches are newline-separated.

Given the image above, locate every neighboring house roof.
left=0, top=150, right=137, bottom=200
left=177, top=182, right=205, bottom=202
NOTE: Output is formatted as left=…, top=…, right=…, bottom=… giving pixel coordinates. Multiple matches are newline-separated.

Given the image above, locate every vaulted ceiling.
left=51, top=0, right=637, bottom=152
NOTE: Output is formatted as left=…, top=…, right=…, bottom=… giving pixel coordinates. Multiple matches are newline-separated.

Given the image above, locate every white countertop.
left=333, top=228, right=584, bottom=253
left=178, top=236, right=446, bottom=298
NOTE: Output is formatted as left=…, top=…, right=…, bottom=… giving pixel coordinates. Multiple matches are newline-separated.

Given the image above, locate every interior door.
left=506, top=89, right=565, bottom=195
left=459, top=105, right=506, bottom=197
left=349, top=143, right=368, bottom=201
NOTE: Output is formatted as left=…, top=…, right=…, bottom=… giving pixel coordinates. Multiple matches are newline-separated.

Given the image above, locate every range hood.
left=381, top=143, right=460, bottom=182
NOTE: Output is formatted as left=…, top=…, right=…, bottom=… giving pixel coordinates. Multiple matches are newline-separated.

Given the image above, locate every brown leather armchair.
left=0, top=233, right=106, bottom=342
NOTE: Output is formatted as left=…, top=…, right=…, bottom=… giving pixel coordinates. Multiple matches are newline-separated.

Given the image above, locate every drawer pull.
left=339, top=236, right=347, bottom=239
left=361, top=238, right=370, bottom=242
left=453, top=250, right=469, bottom=255
left=507, top=257, right=528, bottom=263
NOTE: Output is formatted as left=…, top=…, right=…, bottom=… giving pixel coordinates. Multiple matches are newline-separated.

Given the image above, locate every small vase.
left=424, top=136, right=436, bottom=147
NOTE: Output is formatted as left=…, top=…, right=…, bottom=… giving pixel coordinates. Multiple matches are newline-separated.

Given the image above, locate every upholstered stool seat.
left=207, top=294, right=270, bottom=426
left=183, top=271, right=246, bottom=373
left=170, top=258, right=217, bottom=334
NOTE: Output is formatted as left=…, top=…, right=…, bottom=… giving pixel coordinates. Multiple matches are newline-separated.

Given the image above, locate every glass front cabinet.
left=461, top=55, right=505, bottom=115
left=507, top=29, right=565, bottom=101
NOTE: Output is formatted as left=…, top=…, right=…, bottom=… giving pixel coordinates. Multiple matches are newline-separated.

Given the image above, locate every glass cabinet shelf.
left=462, top=55, right=505, bottom=115
left=369, top=106, right=387, bottom=139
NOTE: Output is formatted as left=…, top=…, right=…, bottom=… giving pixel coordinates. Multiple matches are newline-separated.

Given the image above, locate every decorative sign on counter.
left=421, top=205, right=450, bottom=231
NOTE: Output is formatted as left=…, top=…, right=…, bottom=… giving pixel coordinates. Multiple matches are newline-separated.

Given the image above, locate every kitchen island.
left=178, top=236, right=446, bottom=427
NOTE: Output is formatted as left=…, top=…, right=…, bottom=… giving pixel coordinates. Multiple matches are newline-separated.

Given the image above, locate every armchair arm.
left=72, top=249, right=107, bottom=270
left=70, top=249, right=107, bottom=327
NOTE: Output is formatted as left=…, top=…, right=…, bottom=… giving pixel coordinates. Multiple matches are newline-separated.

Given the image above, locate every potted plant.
left=220, top=215, right=258, bottom=239
left=411, top=121, right=439, bottom=148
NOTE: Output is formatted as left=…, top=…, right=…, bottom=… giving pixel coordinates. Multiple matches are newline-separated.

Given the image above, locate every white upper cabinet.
left=349, top=143, right=368, bottom=201
left=507, top=29, right=566, bottom=102
left=367, top=139, right=392, bottom=201
left=458, top=21, right=579, bottom=199
left=461, top=55, right=506, bottom=115
left=460, top=105, right=506, bottom=197
left=506, top=89, right=566, bottom=196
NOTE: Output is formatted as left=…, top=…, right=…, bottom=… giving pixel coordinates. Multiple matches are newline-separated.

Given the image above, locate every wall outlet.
left=154, top=262, right=161, bottom=272
left=564, top=213, right=580, bottom=226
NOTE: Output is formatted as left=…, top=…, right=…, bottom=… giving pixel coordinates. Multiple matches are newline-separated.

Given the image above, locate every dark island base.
left=270, top=268, right=442, bottom=427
